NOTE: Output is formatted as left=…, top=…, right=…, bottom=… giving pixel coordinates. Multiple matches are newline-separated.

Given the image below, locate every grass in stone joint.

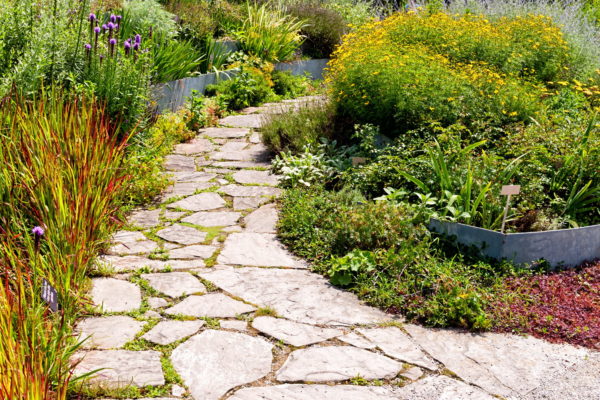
left=255, top=306, right=278, bottom=317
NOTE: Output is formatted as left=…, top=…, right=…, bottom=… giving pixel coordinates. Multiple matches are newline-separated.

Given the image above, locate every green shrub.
left=151, top=33, right=204, bottom=83
left=271, top=70, right=310, bottom=98
left=206, top=64, right=275, bottom=110
left=288, top=2, right=347, bottom=58
left=121, top=0, right=178, bottom=38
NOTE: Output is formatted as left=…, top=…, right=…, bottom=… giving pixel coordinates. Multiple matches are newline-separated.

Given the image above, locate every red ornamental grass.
left=490, top=260, right=600, bottom=349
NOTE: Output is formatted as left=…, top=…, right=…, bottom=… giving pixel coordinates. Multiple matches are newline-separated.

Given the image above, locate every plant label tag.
left=41, top=279, right=59, bottom=312
left=352, top=157, right=367, bottom=166
left=501, top=185, right=521, bottom=195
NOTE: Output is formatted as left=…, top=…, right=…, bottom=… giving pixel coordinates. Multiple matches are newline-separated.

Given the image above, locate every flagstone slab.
left=201, top=127, right=250, bottom=138
left=210, top=149, right=268, bottom=162
left=148, top=297, right=169, bottom=309
left=168, top=245, right=217, bottom=259
left=76, top=316, right=144, bottom=349
left=276, top=346, right=402, bottom=382
left=233, top=197, right=270, bottom=210
left=97, top=256, right=167, bottom=272
left=228, top=384, right=400, bottom=400
left=199, top=266, right=389, bottom=326
left=164, top=155, right=196, bottom=172
left=400, top=367, right=424, bottom=381
left=233, top=170, right=279, bottom=185
left=162, top=182, right=216, bottom=200
left=171, top=330, right=272, bottom=400
left=357, top=327, right=437, bottom=370
left=220, top=141, right=248, bottom=152
left=156, top=225, right=207, bottom=245
left=163, top=210, right=187, bottom=220
left=167, top=192, right=225, bottom=212
left=141, top=272, right=206, bottom=298
left=108, top=240, right=158, bottom=255
left=164, top=293, right=256, bottom=318
left=91, top=278, right=141, bottom=312
left=404, top=324, right=591, bottom=398
left=219, top=184, right=281, bottom=198
left=127, top=209, right=161, bottom=229
left=393, top=375, right=495, bottom=400
left=217, top=233, right=299, bottom=267
left=338, top=332, right=377, bottom=350
left=174, top=138, right=214, bottom=155
left=170, top=171, right=216, bottom=183
left=142, top=320, right=205, bottom=345
left=74, top=350, right=164, bottom=387
left=182, top=211, right=241, bottom=227
left=220, top=320, right=248, bottom=331
left=252, top=316, right=343, bottom=347
left=243, top=204, right=278, bottom=233
left=213, top=161, right=270, bottom=169
left=219, top=114, right=263, bottom=128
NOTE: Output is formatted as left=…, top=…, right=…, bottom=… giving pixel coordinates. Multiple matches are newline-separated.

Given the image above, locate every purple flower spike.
left=88, top=13, right=96, bottom=22
left=94, top=26, right=101, bottom=34
left=124, top=40, right=131, bottom=55
left=32, top=226, right=45, bottom=237
left=110, top=14, right=116, bottom=23
left=133, top=42, right=139, bottom=51
left=102, top=24, right=108, bottom=31
left=109, top=38, right=117, bottom=46
left=84, top=43, right=92, bottom=50
left=135, top=34, right=141, bottom=44
left=117, top=15, right=122, bottom=22
left=107, top=22, right=115, bottom=30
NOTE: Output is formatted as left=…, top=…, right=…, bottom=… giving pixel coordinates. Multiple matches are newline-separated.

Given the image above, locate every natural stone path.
left=74, top=97, right=599, bottom=400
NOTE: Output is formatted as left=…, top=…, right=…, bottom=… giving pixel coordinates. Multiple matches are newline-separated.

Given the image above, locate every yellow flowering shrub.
left=326, top=11, right=573, bottom=134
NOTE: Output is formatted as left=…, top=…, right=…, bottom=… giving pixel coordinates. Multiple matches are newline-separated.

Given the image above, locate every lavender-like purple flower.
left=110, top=14, right=116, bottom=23
left=124, top=39, right=131, bottom=55
left=135, top=34, right=141, bottom=44
left=102, top=24, right=108, bottom=31
left=84, top=43, right=92, bottom=51
left=107, top=22, right=115, bottom=30
left=88, top=13, right=96, bottom=22
left=133, top=42, right=140, bottom=51
left=94, top=26, right=101, bottom=34
left=109, top=38, right=117, bottom=46
left=32, top=226, right=45, bottom=237
left=116, top=15, right=122, bottom=22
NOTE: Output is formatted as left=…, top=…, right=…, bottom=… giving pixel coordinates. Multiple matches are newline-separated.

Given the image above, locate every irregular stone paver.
left=148, top=297, right=168, bottom=309
left=164, top=293, right=256, bottom=318
left=170, top=171, right=216, bottom=183
left=217, top=233, right=300, bottom=267
left=167, top=192, right=225, bottom=212
left=220, top=141, right=248, bottom=152
left=162, top=181, right=216, bottom=199
left=213, top=161, right=270, bottom=168
left=172, top=384, right=186, bottom=397
left=219, top=184, right=281, bottom=198
left=174, top=138, right=214, bottom=155
left=393, top=375, right=495, bottom=400
left=400, top=367, right=424, bottom=381
left=76, top=316, right=143, bottom=349
left=233, top=196, right=269, bottom=210
left=182, top=211, right=241, bottom=227
left=164, top=155, right=196, bottom=172
left=243, top=204, right=278, bottom=233
left=168, top=244, right=217, bottom=259
left=91, top=278, right=141, bottom=312
left=97, top=255, right=166, bottom=272
left=73, top=350, right=164, bottom=387
left=252, top=316, right=343, bottom=347
left=141, top=272, right=206, bottom=298
left=229, top=384, right=400, bottom=399
left=219, top=114, right=263, bottom=128
left=220, top=320, right=248, bottom=331
left=404, top=324, right=591, bottom=398
left=170, top=330, right=272, bottom=400
left=163, top=210, right=187, bottom=220
left=112, top=230, right=146, bottom=243
left=357, top=327, right=437, bottom=370
left=233, top=170, right=279, bottom=186
left=127, top=209, right=161, bottom=228
left=210, top=149, right=268, bottom=162
left=156, top=225, right=207, bottom=245
left=201, top=127, right=249, bottom=138
left=338, top=332, right=377, bottom=350
left=141, top=320, right=205, bottom=345
left=276, top=346, right=402, bottom=382
left=200, top=266, right=389, bottom=326
left=108, top=231, right=158, bottom=255
left=144, top=310, right=162, bottom=319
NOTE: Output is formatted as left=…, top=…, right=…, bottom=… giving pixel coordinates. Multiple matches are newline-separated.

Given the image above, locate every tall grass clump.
left=0, top=92, right=130, bottom=399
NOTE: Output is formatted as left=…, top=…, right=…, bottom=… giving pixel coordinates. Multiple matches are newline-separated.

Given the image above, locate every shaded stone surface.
left=74, top=350, right=164, bottom=387
left=182, top=211, right=241, bottom=227
left=142, top=320, right=205, bottom=345
left=229, top=385, right=399, bottom=400
left=217, top=233, right=299, bottom=267
left=213, top=161, right=270, bottom=169
left=168, top=192, right=225, bottom=212
left=393, top=375, right=495, bottom=400
left=170, top=330, right=272, bottom=400
left=210, top=148, right=268, bottom=162
left=357, top=327, right=437, bottom=370
left=164, top=293, right=256, bottom=318
left=400, top=367, right=423, bottom=381
left=76, top=316, right=143, bottom=349
left=252, top=316, right=342, bottom=347
left=170, top=171, right=216, bottom=183
left=127, top=209, right=161, bottom=229
left=164, top=155, right=196, bottom=172
left=141, top=272, right=206, bottom=298
left=174, top=138, right=214, bottom=155
left=276, top=346, right=402, bottom=382
left=162, top=182, right=216, bottom=200
left=91, top=278, right=141, bottom=312
left=200, top=266, right=389, bottom=326
left=233, top=170, right=279, bottom=185
left=168, top=245, right=217, bottom=260
left=156, top=225, right=207, bottom=245
left=338, top=332, right=377, bottom=350
left=233, top=197, right=269, bottom=210
left=219, top=184, right=281, bottom=198
left=404, top=324, right=590, bottom=398
left=243, top=204, right=278, bottom=233
left=220, top=141, right=248, bottom=152
left=201, top=127, right=249, bottom=138
left=219, top=114, right=263, bottom=128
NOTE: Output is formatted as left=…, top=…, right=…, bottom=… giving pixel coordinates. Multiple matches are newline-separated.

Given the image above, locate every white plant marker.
left=500, top=185, right=520, bottom=233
